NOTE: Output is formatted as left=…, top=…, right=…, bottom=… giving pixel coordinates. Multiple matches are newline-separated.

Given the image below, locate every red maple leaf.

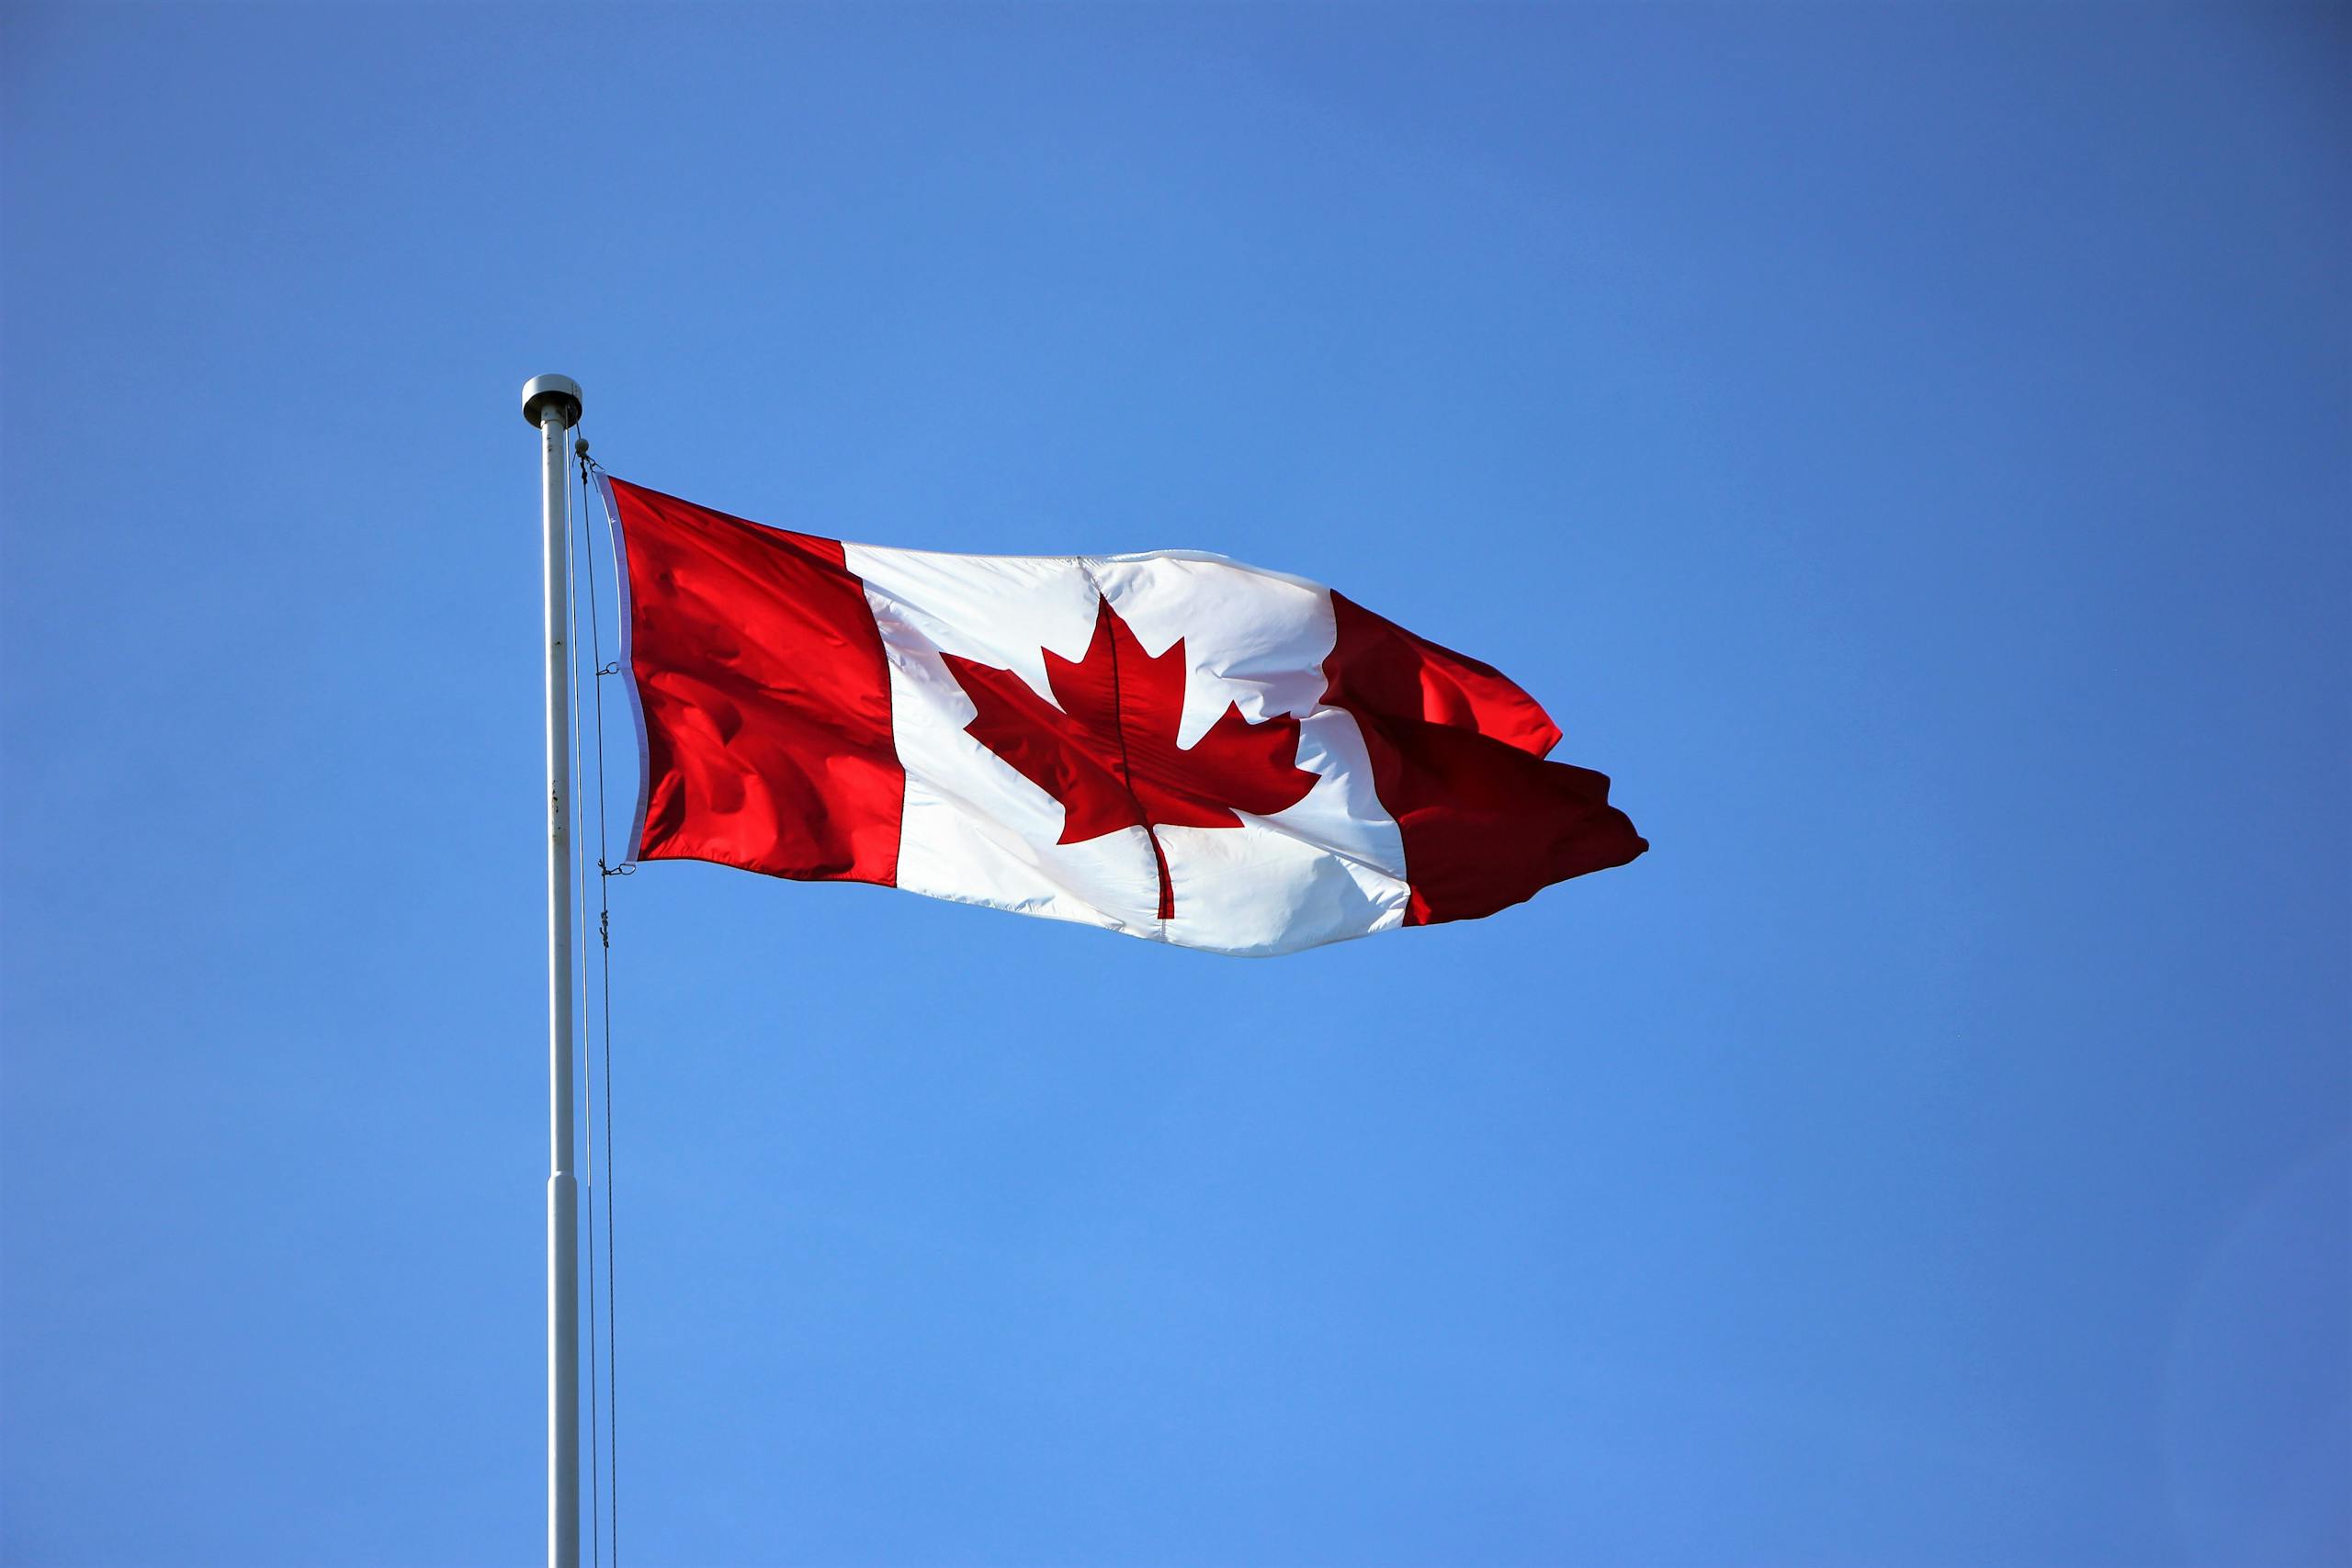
left=941, top=594, right=1320, bottom=921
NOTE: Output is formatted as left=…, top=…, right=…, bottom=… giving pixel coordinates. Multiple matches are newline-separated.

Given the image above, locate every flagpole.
left=524, top=373, right=584, bottom=1568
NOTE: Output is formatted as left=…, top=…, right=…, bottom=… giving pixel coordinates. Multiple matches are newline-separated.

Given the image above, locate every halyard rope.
left=583, top=442, right=624, bottom=1568
left=568, top=435, right=624, bottom=1567
left=562, top=440, right=603, bottom=1568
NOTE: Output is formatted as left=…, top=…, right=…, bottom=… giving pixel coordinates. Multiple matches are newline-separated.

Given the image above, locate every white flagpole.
left=523, top=373, right=583, bottom=1568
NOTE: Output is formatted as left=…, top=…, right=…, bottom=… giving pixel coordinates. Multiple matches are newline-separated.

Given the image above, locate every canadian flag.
left=602, top=478, right=1645, bottom=957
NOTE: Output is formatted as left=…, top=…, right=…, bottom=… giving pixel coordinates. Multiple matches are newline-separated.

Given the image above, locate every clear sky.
left=3, top=4, right=2346, bottom=1565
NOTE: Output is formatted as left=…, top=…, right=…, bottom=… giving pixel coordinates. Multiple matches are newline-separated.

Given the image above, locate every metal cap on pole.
left=528, top=373, right=583, bottom=1568
left=524, top=373, right=583, bottom=430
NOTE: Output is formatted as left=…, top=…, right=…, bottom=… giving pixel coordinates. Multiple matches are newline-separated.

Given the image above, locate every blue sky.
left=3, top=4, right=2346, bottom=1564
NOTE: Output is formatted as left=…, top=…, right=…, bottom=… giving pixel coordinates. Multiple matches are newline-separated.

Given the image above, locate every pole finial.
left=523, top=374, right=583, bottom=430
